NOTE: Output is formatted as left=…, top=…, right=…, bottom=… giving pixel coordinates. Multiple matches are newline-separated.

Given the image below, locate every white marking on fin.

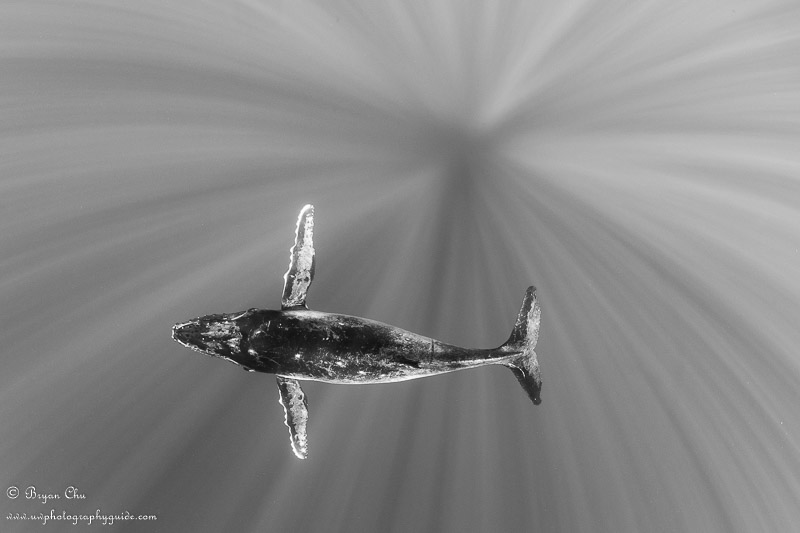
left=502, top=286, right=542, bottom=405
left=276, top=376, right=309, bottom=459
left=282, top=205, right=315, bottom=309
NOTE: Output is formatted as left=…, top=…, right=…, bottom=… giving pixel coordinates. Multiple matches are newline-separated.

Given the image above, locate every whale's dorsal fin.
left=282, top=204, right=315, bottom=310
left=276, top=376, right=309, bottom=459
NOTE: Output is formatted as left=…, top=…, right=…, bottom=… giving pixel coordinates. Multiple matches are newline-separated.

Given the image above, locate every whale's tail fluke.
left=500, top=286, right=542, bottom=405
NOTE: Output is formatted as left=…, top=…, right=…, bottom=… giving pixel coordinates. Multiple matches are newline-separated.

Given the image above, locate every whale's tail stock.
left=500, top=286, right=542, bottom=405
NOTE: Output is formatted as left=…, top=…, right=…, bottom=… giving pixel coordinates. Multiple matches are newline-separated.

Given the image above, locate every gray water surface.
left=2, top=2, right=799, bottom=532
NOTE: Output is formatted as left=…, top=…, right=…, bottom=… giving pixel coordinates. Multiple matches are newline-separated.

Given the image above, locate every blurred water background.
left=2, top=1, right=800, bottom=531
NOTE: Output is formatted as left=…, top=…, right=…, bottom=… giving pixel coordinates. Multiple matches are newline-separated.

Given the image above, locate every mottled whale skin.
left=174, top=308, right=522, bottom=384
left=172, top=205, right=542, bottom=459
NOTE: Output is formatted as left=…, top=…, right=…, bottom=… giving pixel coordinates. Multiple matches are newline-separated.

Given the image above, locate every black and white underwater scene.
left=2, top=1, right=800, bottom=532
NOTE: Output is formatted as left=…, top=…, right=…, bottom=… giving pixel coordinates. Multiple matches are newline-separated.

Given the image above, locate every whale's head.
left=172, top=312, right=243, bottom=361
left=172, top=309, right=283, bottom=373
left=172, top=309, right=296, bottom=374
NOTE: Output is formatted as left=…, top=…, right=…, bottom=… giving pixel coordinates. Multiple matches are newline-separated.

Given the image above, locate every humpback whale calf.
left=172, top=205, right=542, bottom=459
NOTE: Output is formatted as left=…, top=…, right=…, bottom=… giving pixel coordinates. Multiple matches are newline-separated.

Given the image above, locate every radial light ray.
left=2, top=1, right=799, bottom=532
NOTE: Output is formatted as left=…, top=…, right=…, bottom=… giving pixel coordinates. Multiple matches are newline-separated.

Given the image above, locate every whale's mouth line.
left=171, top=326, right=212, bottom=355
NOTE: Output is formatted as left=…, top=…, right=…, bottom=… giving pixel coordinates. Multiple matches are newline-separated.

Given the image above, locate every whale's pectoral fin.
left=282, top=204, right=315, bottom=310
left=276, top=376, right=309, bottom=459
